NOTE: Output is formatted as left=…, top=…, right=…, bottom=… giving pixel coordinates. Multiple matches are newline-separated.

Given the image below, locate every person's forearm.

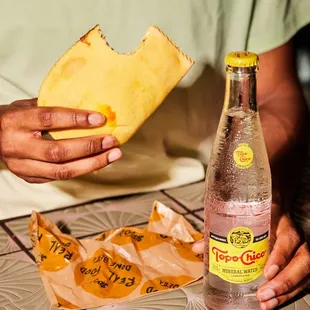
left=259, top=90, right=309, bottom=208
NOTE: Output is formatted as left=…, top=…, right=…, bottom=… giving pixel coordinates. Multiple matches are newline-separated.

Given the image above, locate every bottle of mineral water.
left=203, top=51, right=272, bottom=310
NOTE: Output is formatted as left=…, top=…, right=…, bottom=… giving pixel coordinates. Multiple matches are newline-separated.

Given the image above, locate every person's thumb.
left=192, top=238, right=204, bottom=254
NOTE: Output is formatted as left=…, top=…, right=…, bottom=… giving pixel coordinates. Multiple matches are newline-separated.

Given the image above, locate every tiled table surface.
left=0, top=182, right=309, bottom=310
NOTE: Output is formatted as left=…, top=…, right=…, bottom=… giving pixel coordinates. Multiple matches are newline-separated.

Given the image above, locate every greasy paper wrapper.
left=29, top=201, right=203, bottom=309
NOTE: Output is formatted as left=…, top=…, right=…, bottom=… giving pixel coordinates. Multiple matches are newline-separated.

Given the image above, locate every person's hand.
left=256, top=204, right=310, bottom=310
left=0, top=98, right=122, bottom=183
left=192, top=204, right=310, bottom=310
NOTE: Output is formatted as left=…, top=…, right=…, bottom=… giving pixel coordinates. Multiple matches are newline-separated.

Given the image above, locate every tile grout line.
left=0, top=222, right=35, bottom=261
left=191, top=211, right=204, bottom=223
left=1, top=199, right=109, bottom=223
left=161, top=190, right=205, bottom=226
left=0, top=249, right=24, bottom=258
left=2, top=191, right=175, bottom=223
left=161, top=190, right=198, bottom=215
left=1, top=190, right=192, bottom=223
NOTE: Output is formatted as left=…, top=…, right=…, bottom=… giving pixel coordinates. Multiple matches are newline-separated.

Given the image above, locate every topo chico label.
left=209, top=226, right=268, bottom=284
left=233, top=143, right=254, bottom=169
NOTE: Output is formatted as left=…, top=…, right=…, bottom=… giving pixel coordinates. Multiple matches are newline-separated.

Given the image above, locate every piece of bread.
left=38, top=25, right=194, bottom=144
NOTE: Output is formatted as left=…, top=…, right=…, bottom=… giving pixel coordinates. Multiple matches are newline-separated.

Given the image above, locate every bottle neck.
left=224, top=66, right=257, bottom=112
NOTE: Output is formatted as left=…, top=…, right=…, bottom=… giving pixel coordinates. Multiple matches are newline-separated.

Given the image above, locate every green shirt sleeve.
left=246, top=0, right=310, bottom=53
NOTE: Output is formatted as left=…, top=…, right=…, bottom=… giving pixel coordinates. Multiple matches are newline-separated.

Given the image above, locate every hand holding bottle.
left=192, top=207, right=310, bottom=310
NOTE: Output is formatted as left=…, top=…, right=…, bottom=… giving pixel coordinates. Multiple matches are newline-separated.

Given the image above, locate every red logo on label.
left=235, top=151, right=251, bottom=162
left=212, top=247, right=266, bottom=266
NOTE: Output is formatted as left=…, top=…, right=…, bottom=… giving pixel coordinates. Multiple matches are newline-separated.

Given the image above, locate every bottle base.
left=204, top=281, right=261, bottom=310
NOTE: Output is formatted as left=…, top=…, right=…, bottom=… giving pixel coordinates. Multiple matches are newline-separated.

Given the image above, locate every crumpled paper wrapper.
left=29, top=201, right=203, bottom=309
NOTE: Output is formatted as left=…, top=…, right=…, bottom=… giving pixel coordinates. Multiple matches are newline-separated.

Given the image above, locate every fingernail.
left=260, top=302, right=267, bottom=310
left=261, top=298, right=279, bottom=310
left=264, top=265, right=280, bottom=280
left=108, top=149, right=122, bottom=163
left=192, top=239, right=204, bottom=253
left=268, top=298, right=279, bottom=309
left=88, top=113, right=105, bottom=125
left=102, top=136, right=115, bottom=149
left=257, top=288, right=276, bottom=302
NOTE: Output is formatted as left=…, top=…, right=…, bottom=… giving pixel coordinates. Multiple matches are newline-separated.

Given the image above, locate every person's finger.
left=3, top=106, right=106, bottom=131
left=259, top=277, right=310, bottom=310
left=10, top=98, right=38, bottom=108
left=257, top=243, right=310, bottom=304
left=14, top=135, right=117, bottom=162
left=264, top=218, right=301, bottom=280
left=192, top=239, right=204, bottom=254
left=6, top=148, right=122, bottom=179
left=18, top=175, right=53, bottom=184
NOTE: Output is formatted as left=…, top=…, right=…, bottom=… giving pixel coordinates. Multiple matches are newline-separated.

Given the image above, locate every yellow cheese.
left=38, top=25, right=194, bottom=144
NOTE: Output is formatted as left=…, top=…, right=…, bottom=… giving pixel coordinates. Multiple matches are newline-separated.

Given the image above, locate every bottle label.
left=209, top=226, right=268, bottom=284
left=233, top=143, right=254, bottom=169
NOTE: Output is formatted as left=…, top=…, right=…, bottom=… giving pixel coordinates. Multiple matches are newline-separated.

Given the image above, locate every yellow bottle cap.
left=225, top=51, right=259, bottom=68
